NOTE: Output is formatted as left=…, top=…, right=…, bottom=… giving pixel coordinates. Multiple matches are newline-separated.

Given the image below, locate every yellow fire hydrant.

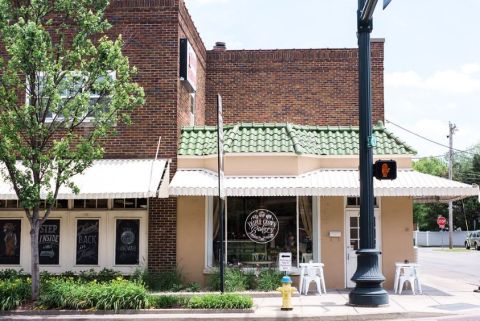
left=277, top=275, right=296, bottom=311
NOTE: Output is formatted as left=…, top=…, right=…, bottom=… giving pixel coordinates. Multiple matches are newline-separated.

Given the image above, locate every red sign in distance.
left=437, top=216, right=446, bottom=229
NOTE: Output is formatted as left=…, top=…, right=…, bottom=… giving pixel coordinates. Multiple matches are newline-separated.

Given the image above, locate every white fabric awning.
left=0, top=159, right=170, bottom=199
left=169, top=168, right=479, bottom=202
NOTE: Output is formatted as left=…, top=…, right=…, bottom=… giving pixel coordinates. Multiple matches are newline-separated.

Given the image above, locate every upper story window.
left=26, top=71, right=115, bottom=122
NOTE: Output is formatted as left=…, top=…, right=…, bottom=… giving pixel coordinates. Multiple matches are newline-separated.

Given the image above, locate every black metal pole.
left=218, top=197, right=225, bottom=293
left=349, top=0, right=388, bottom=306
left=216, top=94, right=225, bottom=294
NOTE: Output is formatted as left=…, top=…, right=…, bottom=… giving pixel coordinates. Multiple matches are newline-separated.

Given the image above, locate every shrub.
left=78, top=268, right=123, bottom=283
left=149, top=295, right=182, bottom=308
left=256, top=269, right=284, bottom=291
left=0, top=278, right=31, bottom=311
left=131, top=267, right=183, bottom=291
left=186, top=294, right=253, bottom=309
left=39, top=278, right=150, bottom=311
left=185, top=282, right=200, bottom=292
left=207, top=268, right=249, bottom=292
left=0, top=269, right=29, bottom=281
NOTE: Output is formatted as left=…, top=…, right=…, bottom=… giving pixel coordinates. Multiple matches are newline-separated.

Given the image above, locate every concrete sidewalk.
left=3, top=274, right=480, bottom=321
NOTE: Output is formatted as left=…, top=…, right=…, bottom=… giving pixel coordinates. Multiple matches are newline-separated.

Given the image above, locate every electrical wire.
left=385, top=119, right=478, bottom=156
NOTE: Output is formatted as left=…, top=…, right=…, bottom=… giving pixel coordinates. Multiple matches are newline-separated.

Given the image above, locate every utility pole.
left=447, top=122, right=457, bottom=249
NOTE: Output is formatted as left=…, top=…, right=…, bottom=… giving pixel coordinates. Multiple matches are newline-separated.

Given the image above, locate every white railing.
left=413, top=231, right=469, bottom=247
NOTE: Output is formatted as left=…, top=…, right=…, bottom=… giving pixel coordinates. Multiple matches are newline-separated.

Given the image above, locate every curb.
left=0, top=307, right=255, bottom=316
left=0, top=312, right=448, bottom=321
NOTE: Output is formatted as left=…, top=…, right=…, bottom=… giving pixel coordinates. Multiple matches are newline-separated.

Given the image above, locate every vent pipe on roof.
left=213, top=41, right=226, bottom=52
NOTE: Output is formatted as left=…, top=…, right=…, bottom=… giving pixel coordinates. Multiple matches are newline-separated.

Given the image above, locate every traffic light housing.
left=373, top=159, right=397, bottom=180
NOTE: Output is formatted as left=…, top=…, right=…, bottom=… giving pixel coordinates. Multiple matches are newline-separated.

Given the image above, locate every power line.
left=385, top=119, right=477, bottom=156
left=412, top=154, right=447, bottom=160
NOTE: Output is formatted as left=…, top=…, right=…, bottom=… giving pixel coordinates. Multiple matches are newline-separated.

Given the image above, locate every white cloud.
left=461, top=63, right=480, bottom=74
left=386, top=63, right=480, bottom=94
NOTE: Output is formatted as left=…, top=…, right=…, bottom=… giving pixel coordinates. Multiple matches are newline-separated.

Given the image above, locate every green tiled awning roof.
left=178, top=123, right=416, bottom=156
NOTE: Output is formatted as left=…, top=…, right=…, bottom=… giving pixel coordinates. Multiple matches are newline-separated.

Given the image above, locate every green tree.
left=412, top=157, right=448, bottom=177
left=412, top=157, right=449, bottom=231
left=412, top=147, right=480, bottom=232
left=452, top=147, right=480, bottom=231
left=0, top=0, right=144, bottom=300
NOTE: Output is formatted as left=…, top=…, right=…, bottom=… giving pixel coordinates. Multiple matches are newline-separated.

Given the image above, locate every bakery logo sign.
left=244, top=209, right=279, bottom=244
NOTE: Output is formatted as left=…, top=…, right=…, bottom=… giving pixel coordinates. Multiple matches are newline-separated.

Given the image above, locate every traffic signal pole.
left=348, top=0, right=389, bottom=306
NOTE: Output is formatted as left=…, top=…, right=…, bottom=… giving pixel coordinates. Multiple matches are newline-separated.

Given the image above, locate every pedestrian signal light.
left=373, top=160, right=397, bottom=180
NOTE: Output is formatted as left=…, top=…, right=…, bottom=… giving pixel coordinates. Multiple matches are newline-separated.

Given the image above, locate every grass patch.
left=39, top=278, right=150, bottom=311
left=0, top=278, right=31, bottom=311
left=131, top=268, right=184, bottom=292
left=186, top=294, right=253, bottom=309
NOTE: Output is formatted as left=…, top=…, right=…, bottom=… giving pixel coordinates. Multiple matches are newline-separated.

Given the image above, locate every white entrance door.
left=345, top=209, right=381, bottom=288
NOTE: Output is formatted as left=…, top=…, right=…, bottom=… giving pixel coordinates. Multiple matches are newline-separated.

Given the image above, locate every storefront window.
left=76, top=219, right=99, bottom=265
left=0, top=219, right=21, bottom=265
left=115, top=219, right=140, bottom=265
left=39, top=219, right=60, bottom=265
left=210, top=196, right=314, bottom=269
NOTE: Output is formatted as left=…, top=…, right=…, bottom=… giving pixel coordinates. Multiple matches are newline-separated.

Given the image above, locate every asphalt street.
left=417, top=247, right=480, bottom=289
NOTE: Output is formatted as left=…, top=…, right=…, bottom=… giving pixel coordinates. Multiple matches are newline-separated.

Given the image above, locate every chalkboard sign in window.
left=39, top=219, right=60, bottom=265
left=115, top=219, right=139, bottom=265
left=0, top=220, right=21, bottom=265
left=76, top=220, right=99, bottom=265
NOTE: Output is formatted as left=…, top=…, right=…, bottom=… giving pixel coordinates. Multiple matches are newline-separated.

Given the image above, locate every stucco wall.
left=320, top=196, right=345, bottom=289
left=178, top=155, right=413, bottom=174
left=381, top=197, right=414, bottom=289
left=177, top=196, right=206, bottom=285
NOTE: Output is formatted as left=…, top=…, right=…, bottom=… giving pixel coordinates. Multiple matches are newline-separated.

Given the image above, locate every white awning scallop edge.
left=169, top=168, right=480, bottom=202
left=0, top=159, right=170, bottom=200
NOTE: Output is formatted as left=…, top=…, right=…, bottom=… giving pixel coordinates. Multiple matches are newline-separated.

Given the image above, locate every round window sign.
left=244, top=209, right=279, bottom=244
left=121, top=230, right=135, bottom=245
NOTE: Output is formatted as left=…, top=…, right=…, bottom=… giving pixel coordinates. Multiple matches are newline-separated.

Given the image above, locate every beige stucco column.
left=320, top=196, right=345, bottom=289
left=380, top=197, right=414, bottom=290
left=177, top=196, right=207, bottom=286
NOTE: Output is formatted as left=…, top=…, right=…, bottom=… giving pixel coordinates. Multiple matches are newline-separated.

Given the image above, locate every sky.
left=185, top=0, right=480, bottom=159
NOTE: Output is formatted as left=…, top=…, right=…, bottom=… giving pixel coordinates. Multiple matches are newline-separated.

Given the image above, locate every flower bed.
left=0, top=269, right=253, bottom=311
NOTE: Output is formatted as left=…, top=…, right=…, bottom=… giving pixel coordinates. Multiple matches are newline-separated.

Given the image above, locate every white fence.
left=413, top=231, right=469, bottom=247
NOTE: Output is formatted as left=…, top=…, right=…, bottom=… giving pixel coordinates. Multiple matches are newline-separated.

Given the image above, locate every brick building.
left=0, top=0, right=478, bottom=289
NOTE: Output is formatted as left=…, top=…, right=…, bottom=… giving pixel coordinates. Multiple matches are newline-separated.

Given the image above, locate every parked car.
left=465, top=230, right=480, bottom=250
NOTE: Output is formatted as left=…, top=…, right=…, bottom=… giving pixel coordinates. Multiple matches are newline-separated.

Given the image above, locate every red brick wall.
left=105, top=0, right=207, bottom=271
left=178, top=0, right=207, bottom=128
left=105, top=0, right=180, bottom=160
left=205, top=40, right=384, bottom=126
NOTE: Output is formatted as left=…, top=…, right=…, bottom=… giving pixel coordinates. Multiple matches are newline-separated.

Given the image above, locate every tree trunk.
left=30, top=220, right=41, bottom=301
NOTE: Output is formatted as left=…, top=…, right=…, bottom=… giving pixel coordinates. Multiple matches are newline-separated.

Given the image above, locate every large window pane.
left=115, top=219, right=139, bottom=265
left=298, top=196, right=313, bottom=263
left=213, top=197, right=298, bottom=267
left=0, top=220, right=21, bottom=265
left=39, top=220, right=60, bottom=265
left=76, top=219, right=99, bottom=265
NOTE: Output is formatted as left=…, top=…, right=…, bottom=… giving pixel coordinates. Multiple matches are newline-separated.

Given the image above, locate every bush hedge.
left=0, top=268, right=255, bottom=311
left=131, top=268, right=184, bottom=292
left=0, top=278, right=31, bottom=311
left=207, top=268, right=284, bottom=292
left=39, top=278, right=150, bottom=311
left=187, top=294, right=253, bottom=309
left=256, top=269, right=284, bottom=291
